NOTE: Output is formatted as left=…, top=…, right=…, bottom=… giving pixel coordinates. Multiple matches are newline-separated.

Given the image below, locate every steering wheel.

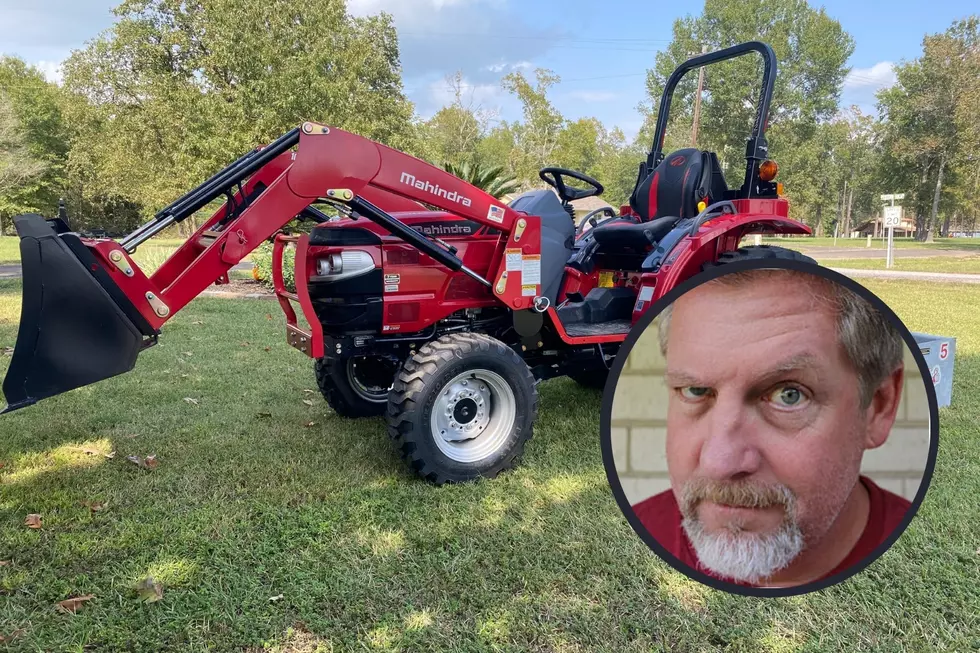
left=576, top=206, right=618, bottom=237
left=539, top=167, right=604, bottom=203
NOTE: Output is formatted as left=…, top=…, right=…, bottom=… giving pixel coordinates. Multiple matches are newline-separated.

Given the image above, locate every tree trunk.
left=927, top=155, right=946, bottom=244
left=845, top=184, right=854, bottom=238
left=815, top=203, right=823, bottom=237
left=915, top=162, right=931, bottom=241
left=941, top=212, right=952, bottom=238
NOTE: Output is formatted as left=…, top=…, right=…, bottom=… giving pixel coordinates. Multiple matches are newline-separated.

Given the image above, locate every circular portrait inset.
left=601, top=259, right=938, bottom=596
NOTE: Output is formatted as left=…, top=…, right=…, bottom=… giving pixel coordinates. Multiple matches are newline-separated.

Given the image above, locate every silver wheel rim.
left=346, top=358, right=391, bottom=404
left=430, top=369, right=517, bottom=464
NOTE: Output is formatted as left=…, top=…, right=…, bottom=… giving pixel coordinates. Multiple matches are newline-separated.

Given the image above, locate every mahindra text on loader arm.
left=3, top=41, right=812, bottom=484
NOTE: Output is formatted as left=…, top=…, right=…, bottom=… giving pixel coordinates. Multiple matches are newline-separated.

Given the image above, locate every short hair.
left=657, top=268, right=905, bottom=408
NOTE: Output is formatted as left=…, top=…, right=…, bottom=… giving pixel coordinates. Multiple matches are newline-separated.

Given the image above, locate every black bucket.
left=2, top=214, right=158, bottom=413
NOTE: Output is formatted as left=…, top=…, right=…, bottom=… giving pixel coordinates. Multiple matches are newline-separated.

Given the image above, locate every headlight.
left=315, top=250, right=375, bottom=281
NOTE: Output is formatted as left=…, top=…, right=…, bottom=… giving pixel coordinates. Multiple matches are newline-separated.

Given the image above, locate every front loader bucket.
left=2, top=214, right=158, bottom=413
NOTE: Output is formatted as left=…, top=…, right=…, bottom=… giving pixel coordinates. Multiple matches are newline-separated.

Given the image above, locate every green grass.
left=825, top=257, right=980, bottom=274
left=1, top=278, right=979, bottom=651
left=0, top=236, right=251, bottom=273
left=760, top=235, right=980, bottom=251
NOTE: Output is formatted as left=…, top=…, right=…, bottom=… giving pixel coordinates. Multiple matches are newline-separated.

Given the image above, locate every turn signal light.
left=759, top=160, right=778, bottom=182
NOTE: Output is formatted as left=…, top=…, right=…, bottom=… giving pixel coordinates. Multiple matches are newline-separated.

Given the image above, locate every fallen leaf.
left=183, top=397, right=199, bottom=405
left=81, top=501, right=105, bottom=513
left=241, top=341, right=250, bottom=347
left=3, top=346, right=14, bottom=356
left=144, top=455, right=159, bottom=470
left=104, top=451, right=116, bottom=459
left=0, top=461, right=5, bottom=469
left=126, top=454, right=143, bottom=467
left=255, top=412, right=272, bottom=418
left=264, top=346, right=271, bottom=352
left=180, top=374, right=189, bottom=379
left=191, top=320, right=204, bottom=325
left=182, top=351, right=193, bottom=357
left=302, top=389, right=317, bottom=395
left=25, top=514, right=41, bottom=529
left=265, top=313, right=273, bottom=320
left=0, top=628, right=26, bottom=642
left=136, top=577, right=163, bottom=603
left=125, top=434, right=139, bottom=439
left=304, top=421, right=317, bottom=428
left=55, top=595, right=94, bottom=614
left=302, top=399, right=314, bottom=407
left=0, top=560, right=10, bottom=566
left=81, top=447, right=100, bottom=456
left=269, top=594, right=284, bottom=602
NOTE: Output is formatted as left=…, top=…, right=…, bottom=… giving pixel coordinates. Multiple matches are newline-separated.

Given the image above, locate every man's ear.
left=864, top=363, right=905, bottom=451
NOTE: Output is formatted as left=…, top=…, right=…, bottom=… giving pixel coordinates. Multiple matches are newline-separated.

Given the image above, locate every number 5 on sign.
left=940, top=342, right=949, bottom=360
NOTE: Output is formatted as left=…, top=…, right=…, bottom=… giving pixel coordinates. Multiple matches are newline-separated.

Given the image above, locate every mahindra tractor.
left=3, top=42, right=813, bottom=484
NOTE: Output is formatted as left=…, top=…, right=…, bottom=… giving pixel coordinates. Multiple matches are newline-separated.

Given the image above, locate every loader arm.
left=2, top=122, right=541, bottom=412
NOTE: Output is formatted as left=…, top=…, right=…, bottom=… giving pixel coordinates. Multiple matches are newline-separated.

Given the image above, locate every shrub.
left=251, top=241, right=295, bottom=292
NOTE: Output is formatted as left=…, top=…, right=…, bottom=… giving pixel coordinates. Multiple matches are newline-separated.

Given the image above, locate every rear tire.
left=386, top=333, right=538, bottom=485
left=704, top=245, right=816, bottom=269
left=314, top=355, right=398, bottom=418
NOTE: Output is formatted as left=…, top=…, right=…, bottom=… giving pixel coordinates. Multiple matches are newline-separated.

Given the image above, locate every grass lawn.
left=0, top=236, right=251, bottom=273
left=760, top=235, right=980, bottom=251
left=1, top=277, right=979, bottom=651
left=825, top=257, right=980, bottom=275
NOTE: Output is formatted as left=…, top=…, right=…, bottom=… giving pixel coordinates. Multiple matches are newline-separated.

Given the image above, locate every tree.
left=877, top=17, right=980, bottom=241
left=442, top=161, right=521, bottom=199
left=501, top=68, right=565, bottom=187
left=641, top=0, right=854, bottom=211
left=0, top=57, right=69, bottom=232
left=60, top=0, right=420, bottom=231
left=423, top=71, right=498, bottom=169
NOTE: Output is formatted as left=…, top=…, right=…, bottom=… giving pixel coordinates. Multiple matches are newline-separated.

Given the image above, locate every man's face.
left=663, top=274, right=869, bottom=583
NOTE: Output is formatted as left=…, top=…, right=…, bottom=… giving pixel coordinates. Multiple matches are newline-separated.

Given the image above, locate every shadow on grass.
left=2, top=297, right=979, bottom=650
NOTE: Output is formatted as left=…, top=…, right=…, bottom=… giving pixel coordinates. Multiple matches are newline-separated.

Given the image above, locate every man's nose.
left=698, top=392, right=762, bottom=480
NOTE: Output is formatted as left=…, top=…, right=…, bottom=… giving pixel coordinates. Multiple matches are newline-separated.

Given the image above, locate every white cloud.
left=428, top=76, right=501, bottom=110
left=484, top=60, right=536, bottom=74
left=844, top=61, right=897, bottom=90
left=345, top=0, right=559, bottom=85
left=32, top=60, right=64, bottom=85
left=568, top=90, right=618, bottom=102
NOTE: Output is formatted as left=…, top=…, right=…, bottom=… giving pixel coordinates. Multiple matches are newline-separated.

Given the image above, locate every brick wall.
left=612, top=318, right=931, bottom=504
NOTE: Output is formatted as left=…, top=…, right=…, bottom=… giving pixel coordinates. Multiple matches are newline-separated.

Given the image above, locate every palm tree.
left=442, top=161, right=522, bottom=199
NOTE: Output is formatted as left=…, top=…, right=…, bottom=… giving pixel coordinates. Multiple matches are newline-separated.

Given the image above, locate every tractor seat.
left=590, top=215, right=678, bottom=252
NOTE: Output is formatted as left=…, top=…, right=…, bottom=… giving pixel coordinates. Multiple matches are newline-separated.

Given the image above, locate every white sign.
left=883, top=206, right=902, bottom=227
left=880, top=193, right=906, bottom=201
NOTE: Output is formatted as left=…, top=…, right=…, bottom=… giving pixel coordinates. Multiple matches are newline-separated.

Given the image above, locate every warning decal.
left=384, top=273, right=400, bottom=284
left=638, top=286, right=655, bottom=303
left=522, top=284, right=537, bottom=297
left=505, top=249, right=523, bottom=272
left=385, top=284, right=399, bottom=293
left=521, top=255, right=541, bottom=285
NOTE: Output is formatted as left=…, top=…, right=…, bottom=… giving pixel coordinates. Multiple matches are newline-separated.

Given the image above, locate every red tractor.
left=3, top=42, right=811, bottom=483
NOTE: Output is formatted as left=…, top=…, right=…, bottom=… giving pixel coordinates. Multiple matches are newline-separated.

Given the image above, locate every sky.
left=1, top=0, right=976, bottom=142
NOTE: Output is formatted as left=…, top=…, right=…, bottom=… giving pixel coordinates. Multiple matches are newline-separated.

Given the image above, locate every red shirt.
left=631, top=475, right=912, bottom=586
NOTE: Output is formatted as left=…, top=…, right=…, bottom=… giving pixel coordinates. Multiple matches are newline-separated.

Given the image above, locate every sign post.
left=880, top=194, right=905, bottom=269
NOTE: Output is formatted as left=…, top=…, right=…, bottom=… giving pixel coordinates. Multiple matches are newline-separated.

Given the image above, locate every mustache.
left=679, top=478, right=796, bottom=516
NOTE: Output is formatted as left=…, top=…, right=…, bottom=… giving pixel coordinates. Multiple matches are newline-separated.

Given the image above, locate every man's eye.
left=765, top=385, right=808, bottom=408
left=679, top=386, right=712, bottom=400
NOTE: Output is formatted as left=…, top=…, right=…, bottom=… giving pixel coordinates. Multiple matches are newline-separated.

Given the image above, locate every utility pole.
left=691, top=44, right=708, bottom=146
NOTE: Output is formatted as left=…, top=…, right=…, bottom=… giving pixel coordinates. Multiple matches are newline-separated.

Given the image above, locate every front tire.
left=314, top=355, right=398, bottom=418
left=386, top=333, right=538, bottom=484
